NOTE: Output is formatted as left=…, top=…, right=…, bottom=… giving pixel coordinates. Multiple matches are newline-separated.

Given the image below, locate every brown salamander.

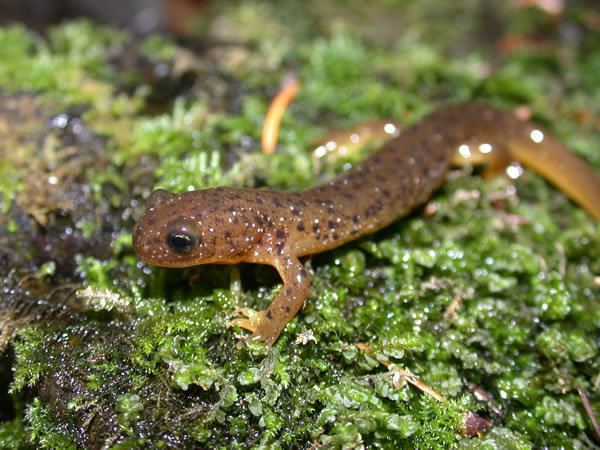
left=133, top=103, right=600, bottom=345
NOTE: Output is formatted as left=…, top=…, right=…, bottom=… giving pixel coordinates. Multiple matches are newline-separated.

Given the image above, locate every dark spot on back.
left=364, top=201, right=384, bottom=218
left=254, top=214, right=265, bottom=226
left=276, top=242, right=284, bottom=255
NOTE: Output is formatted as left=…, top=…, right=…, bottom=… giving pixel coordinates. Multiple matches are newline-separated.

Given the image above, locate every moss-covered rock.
left=1, top=1, right=599, bottom=448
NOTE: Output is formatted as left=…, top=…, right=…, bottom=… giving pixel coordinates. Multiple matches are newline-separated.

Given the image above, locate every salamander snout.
left=133, top=189, right=210, bottom=267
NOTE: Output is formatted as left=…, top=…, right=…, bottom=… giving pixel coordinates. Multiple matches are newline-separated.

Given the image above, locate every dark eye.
left=165, top=223, right=200, bottom=253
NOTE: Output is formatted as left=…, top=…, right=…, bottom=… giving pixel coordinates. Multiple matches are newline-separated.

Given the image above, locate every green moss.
left=536, top=327, right=597, bottom=363
left=127, top=100, right=210, bottom=159
left=0, top=159, right=22, bottom=214
left=0, top=419, right=27, bottom=449
left=458, top=426, right=533, bottom=449
left=25, top=399, right=77, bottom=449
left=11, top=328, right=48, bottom=392
left=2, top=1, right=600, bottom=448
left=116, top=394, right=144, bottom=428
left=0, top=21, right=122, bottom=107
left=139, top=35, right=177, bottom=63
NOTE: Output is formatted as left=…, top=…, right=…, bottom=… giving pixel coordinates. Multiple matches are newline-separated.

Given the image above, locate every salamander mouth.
left=132, top=240, right=196, bottom=268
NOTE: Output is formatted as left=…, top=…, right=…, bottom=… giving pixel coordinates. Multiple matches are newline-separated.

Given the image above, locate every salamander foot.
left=228, top=306, right=266, bottom=333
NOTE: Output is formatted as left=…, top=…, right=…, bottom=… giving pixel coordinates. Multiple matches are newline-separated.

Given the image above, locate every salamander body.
left=133, top=103, right=600, bottom=345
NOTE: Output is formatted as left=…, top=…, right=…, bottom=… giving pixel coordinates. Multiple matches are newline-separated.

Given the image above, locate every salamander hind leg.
left=451, top=139, right=514, bottom=179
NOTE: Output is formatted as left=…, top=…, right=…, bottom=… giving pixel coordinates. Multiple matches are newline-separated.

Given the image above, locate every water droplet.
left=530, top=129, right=544, bottom=143
left=458, top=144, right=471, bottom=158
left=479, top=143, right=492, bottom=154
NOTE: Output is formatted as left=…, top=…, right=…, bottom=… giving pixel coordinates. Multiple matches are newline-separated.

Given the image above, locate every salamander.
left=133, top=102, right=600, bottom=345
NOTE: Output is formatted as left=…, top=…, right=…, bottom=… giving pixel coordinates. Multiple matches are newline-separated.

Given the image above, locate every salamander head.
left=133, top=189, right=221, bottom=268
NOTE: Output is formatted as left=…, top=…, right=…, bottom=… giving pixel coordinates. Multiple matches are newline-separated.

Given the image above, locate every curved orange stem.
left=261, top=77, right=300, bottom=154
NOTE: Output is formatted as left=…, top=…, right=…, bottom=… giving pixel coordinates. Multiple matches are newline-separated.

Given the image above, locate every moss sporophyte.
left=1, top=1, right=600, bottom=448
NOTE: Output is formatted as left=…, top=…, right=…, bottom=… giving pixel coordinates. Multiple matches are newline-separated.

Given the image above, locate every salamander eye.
left=165, top=221, right=200, bottom=253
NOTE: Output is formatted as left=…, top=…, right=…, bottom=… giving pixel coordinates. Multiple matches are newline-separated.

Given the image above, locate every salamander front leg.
left=230, top=256, right=310, bottom=346
left=229, top=307, right=266, bottom=333
left=253, top=256, right=310, bottom=345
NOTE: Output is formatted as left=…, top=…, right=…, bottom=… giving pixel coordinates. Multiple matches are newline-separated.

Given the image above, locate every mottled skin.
left=133, top=103, right=600, bottom=345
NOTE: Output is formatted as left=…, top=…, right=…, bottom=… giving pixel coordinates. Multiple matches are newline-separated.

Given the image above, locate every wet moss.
left=1, top=1, right=600, bottom=448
